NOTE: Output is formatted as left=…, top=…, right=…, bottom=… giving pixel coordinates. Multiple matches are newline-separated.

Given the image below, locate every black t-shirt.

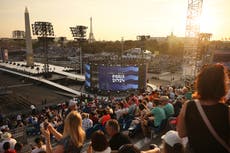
left=185, top=101, right=229, bottom=153
left=109, top=132, right=131, bottom=150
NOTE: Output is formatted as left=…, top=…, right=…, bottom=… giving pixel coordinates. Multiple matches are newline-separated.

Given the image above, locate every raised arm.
left=47, top=123, right=63, bottom=141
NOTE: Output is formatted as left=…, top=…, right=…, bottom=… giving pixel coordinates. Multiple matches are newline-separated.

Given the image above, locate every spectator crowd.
left=0, top=63, right=229, bottom=153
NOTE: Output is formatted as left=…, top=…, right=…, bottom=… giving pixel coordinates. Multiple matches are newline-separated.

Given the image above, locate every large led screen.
left=85, top=64, right=91, bottom=87
left=98, top=66, right=139, bottom=91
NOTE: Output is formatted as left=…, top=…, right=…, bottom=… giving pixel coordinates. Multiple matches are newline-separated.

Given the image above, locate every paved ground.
left=147, top=71, right=183, bottom=87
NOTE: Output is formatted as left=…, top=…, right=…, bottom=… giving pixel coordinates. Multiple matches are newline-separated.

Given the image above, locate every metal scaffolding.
left=183, top=0, right=203, bottom=83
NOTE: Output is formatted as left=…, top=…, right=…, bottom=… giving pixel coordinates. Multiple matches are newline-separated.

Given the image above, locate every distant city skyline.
left=0, top=0, right=230, bottom=41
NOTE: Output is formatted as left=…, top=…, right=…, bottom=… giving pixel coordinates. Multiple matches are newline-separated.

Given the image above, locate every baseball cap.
left=161, top=130, right=182, bottom=147
left=159, top=96, right=169, bottom=101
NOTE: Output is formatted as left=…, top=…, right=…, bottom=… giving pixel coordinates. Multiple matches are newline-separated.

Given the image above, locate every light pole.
left=70, top=25, right=87, bottom=75
left=32, top=21, right=54, bottom=78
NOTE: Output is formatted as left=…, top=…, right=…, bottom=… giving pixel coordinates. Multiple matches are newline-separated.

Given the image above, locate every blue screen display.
left=85, top=64, right=91, bottom=87
left=98, top=66, right=139, bottom=91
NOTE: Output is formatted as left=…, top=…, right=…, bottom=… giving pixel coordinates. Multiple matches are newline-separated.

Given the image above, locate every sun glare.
left=199, top=13, right=215, bottom=33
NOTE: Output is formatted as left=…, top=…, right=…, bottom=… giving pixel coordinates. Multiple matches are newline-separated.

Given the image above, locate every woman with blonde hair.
left=42, top=111, right=85, bottom=153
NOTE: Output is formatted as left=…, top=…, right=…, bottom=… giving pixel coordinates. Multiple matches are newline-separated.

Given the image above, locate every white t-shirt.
left=0, top=138, right=17, bottom=152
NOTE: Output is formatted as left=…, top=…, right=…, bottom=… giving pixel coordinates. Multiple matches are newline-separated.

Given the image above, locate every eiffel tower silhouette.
left=88, top=17, right=95, bottom=43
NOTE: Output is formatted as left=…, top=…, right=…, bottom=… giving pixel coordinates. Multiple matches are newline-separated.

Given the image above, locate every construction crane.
left=183, top=0, right=203, bottom=85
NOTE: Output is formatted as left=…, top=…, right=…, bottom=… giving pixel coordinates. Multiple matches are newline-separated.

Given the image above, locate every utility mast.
left=183, top=0, right=203, bottom=83
left=88, top=17, right=95, bottom=43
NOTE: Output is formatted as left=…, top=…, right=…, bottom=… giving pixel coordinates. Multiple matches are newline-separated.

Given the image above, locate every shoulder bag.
left=194, top=100, right=230, bottom=152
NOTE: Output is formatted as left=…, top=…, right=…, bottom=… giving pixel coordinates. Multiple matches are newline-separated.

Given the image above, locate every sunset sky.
left=0, top=0, right=229, bottom=41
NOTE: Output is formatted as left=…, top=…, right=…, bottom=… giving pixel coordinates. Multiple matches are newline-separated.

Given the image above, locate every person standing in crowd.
left=105, top=119, right=131, bottom=150
left=87, top=130, right=111, bottom=153
left=42, top=111, right=85, bottom=153
left=177, top=63, right=230, bottom=153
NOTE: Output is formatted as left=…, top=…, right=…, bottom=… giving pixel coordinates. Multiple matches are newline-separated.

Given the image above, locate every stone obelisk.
left=25, top=7, right=34, bottom=66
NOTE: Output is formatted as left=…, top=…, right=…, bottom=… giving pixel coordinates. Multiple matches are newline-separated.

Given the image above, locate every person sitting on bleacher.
left=142, top=99, right=166, bottom=139
left=114, top=102, right=128, bottom=122
left=3, top=142, right=16, bottom=153
left=0, top=132, right=17, bottom=153
left=129, top=103, right=150, bottom=137
left=147, top=99, right=166, bottom=128
left=128, top=93, right=139, bottom=106
left=127, top=99, right=137, bottom=117
left=87, top=130, right=111, bottom=153
left=117, top=144, right=160, bottom=153
left=160, top=96, right=175, bottom=118
left=14, top=142, right=23, bottom=153
left=98, top=109, right=111, bottom=127
left=31, top=137, right=46, bottom=153
left=120, top=98, right=137, bottom=130
left=172, top=96, right=184, bottom=117
left=105, top=119, right=131, bottom=150
left=161, top=130, right=185, bottom=153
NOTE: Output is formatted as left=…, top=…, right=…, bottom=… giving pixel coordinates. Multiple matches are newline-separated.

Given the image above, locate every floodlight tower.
left=183, top=0, right=203, bottom=83
left=70, top=25, right=87, bottom=75
left=32, top=21, right=54, bottom=77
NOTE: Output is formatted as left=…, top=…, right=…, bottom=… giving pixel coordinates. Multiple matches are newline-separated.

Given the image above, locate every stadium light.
left=70, top=25, right=87, bottom=75
left=32, top=22, right=54, bottom=37
left=70, top=25, right=87, bottom=41
left=32, top=21, right=54, bottom=77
